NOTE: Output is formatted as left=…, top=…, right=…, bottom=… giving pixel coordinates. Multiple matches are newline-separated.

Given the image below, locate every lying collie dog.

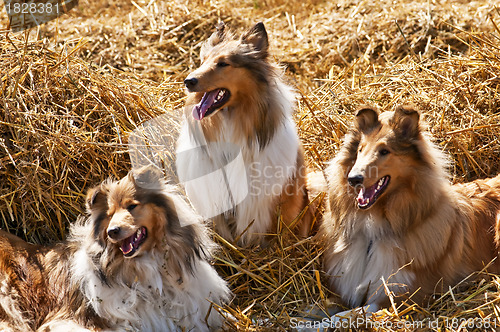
left=0, top=168, right=230, bottom=331
left=176, top=22, right=313, bottom=246
left=320, top=106, right=500, bottom=311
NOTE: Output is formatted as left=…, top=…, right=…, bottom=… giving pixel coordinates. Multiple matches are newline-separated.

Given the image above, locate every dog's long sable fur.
left=177, top=22, right=313, bottom=246
left=320, top=106, right=500, bottom=309
left=0, top=168, right=230, bottom=331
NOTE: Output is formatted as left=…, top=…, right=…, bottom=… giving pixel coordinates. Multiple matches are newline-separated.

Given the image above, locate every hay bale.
left=0, top=36, right=177, bottom=243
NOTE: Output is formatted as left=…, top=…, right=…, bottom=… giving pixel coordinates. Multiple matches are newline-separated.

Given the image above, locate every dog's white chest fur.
left=177, top=84, right=299, bottom=244
left=325, top=214, right=415, bottom=307
left=72, top=246, right=227, bottom=331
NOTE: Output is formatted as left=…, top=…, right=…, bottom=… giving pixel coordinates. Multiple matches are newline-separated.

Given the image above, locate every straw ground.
left=1, top=0, right=500, bottom=330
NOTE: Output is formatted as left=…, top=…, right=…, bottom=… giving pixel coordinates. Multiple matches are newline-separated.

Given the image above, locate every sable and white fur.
left=176, top=22, right=313, bottom=246
left=0, top=167, right=230, bottom=331
left=320, top=106, right=500, bottom=309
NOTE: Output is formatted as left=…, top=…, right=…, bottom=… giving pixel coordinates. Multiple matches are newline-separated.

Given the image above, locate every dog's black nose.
left=348, top=174, right=364, bottom=187
left=184, top=77, right=198, bottom=89
left=107, top=226, right=121, bottom=239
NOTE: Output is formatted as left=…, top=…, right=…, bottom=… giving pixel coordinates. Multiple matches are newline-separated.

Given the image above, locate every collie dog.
left=320, top=106, right=500, bottom=311
left=0, top=168, right=230, bottom=331
left=176, top=22, right=313, bottom=246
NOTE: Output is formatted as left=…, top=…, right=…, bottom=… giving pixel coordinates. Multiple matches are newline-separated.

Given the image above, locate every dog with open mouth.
left=319, top=105, right=500, bottom=312
left=176, top=22, right=315, bottom=246
left=0, top=167, right=230, bottom=331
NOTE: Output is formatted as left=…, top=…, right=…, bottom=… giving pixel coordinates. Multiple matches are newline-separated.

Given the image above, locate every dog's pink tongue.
left=120, top=237, right=134, bottom=255
left=192, top=90, right=218, bottom=120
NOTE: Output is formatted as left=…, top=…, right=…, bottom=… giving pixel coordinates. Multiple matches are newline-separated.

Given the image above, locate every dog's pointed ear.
left=132, top=166, right=164, bottom=189
left=392, top=106, right=420, bottom=139
left=200, top=22, right=226, bottom=61
left=355, top=107, right=379, bottom=133
left=86, top=186, right=107, bottom=212
left=241, top=22, right=268, bottom=58
left=210, top=21, right=226, bottom=45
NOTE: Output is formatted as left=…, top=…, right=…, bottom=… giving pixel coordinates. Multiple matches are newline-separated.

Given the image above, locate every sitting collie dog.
left=320, top=106, right=500, bottom=311
left=176, top=22, right=313, bottom=246
left=0, top=168, right=230, bottom=331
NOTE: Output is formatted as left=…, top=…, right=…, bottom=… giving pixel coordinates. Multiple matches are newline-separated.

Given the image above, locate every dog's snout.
left=184, top=77, right=198, bottom=89
left=348, top=174, right=364, bottom=187
left=107, top=226, right=121, bottom=239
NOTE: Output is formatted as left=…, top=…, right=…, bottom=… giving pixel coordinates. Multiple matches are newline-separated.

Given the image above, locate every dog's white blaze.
left=324, top=213, right=415, bottom=307
left=177, top=81, right=299, bottom=245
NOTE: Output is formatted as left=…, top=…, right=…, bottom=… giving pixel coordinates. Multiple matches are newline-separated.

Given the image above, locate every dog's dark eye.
left=379, top=149, right=390, bottom=156
left=127, top=204, right=138, bottom=211
left=217, top=61, right=229, bottom=67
